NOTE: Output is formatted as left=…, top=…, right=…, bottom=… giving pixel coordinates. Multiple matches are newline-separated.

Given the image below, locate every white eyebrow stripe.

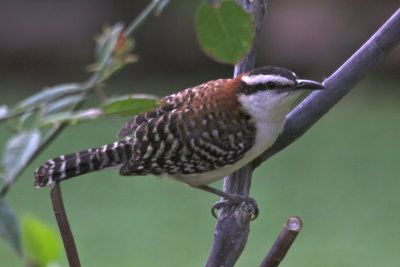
left=241, top=74, right=295, bottom=86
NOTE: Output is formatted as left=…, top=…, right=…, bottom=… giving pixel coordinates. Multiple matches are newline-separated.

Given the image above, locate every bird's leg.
left=194, top=185, right=259, bottom=220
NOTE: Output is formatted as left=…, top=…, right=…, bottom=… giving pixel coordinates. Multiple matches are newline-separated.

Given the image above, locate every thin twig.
left=259, top=217, right=303, bottom=267
left=50, top=183, right=81, bottom=267
left=124, top=0, right=169, bottom=36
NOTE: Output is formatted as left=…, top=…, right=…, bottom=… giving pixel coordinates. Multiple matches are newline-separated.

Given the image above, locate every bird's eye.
left=265, top=81, right=276, bottom=89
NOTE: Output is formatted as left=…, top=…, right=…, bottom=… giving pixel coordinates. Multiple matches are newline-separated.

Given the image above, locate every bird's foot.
left=193, top=185, right=259, bottom=220
left=211, top=195, right=259, bottom=221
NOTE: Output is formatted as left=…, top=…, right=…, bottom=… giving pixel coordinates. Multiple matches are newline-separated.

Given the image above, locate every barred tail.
left=34, top=141, right=131, bottom=188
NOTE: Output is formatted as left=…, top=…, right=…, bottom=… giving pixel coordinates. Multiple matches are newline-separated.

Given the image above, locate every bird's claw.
left=211, top=199, right=230, bottom=219
left=211, top=196, right=259, bottom=221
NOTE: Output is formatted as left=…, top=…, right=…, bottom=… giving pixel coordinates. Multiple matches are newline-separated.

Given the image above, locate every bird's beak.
left=295, top=79, right=325, bottom=90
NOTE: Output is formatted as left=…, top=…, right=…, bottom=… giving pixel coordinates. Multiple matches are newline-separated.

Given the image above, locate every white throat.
left=237, top=90, right=303, bottom=160
left=238, top=90, right=302, bottom=124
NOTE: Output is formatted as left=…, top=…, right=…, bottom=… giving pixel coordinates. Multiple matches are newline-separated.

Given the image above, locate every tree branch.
left=259, top=217, right=303, bottom=267
left=205, top=1, right=266, bottom=266
left=206, top=5, right=400, bottom=267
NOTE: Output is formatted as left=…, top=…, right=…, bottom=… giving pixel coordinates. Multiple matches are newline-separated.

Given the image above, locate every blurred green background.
left=1, top=1, right=399, bottom=266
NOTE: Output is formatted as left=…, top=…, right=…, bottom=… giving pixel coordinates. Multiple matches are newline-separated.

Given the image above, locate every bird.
left=34, top=66, right=324, bottom=212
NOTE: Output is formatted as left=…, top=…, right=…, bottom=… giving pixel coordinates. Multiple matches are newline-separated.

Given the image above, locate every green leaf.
left=2, top=130, right=41, bottom=184
left=0, top=105, right=8, bottom=120
left=42, top=95, right=84, bottom=115
left=16, top=83, right=82, bottom=110
left=40, top=109, right=103, bottom=126
left=0, top=198, right=22, bottom=256
left=102, top=95, right=159, bottom=116
left=22, top=215, right=61, bottom=267
left=195, top=0, right=255, bottom=64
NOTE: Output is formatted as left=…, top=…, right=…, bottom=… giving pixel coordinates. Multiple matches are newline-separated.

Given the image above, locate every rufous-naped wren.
left=34, top=66, right=324, bottom=196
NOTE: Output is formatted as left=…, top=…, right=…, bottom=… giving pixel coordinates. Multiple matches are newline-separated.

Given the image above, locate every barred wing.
left=117, top=79, right=227, bottom=138
left=119, top=107, right=256, bottom=176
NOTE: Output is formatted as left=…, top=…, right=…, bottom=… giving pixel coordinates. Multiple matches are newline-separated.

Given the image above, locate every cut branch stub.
left=259, top=216, right=303, bottom=267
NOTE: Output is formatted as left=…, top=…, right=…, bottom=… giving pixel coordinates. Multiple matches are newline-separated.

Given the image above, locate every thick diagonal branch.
left=252, top=8, right=400, bottom=169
